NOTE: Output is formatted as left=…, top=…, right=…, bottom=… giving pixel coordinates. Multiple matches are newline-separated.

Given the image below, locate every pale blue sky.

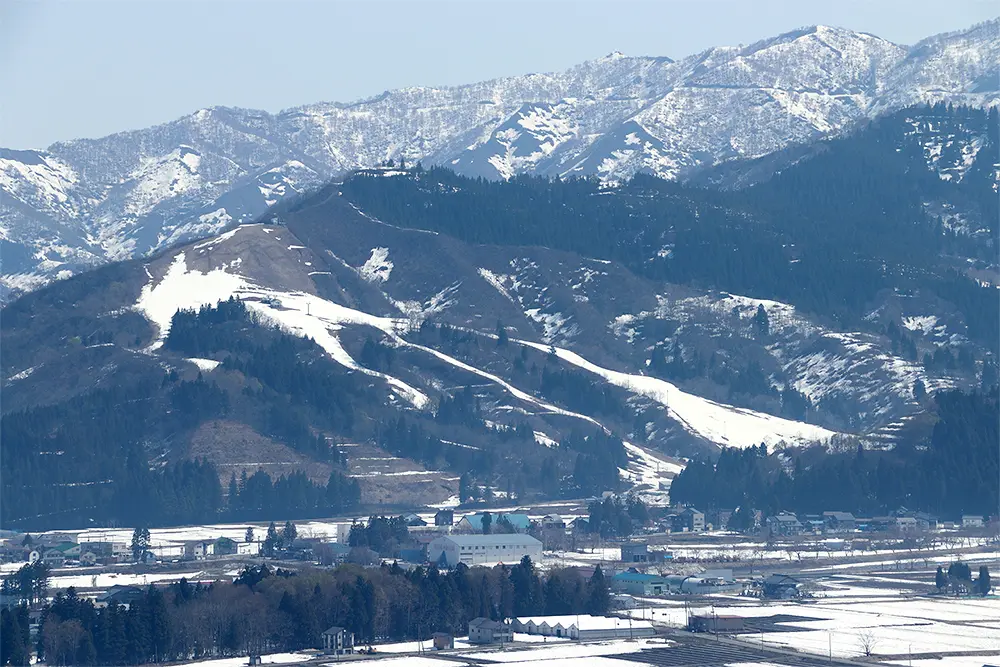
left=1, top=0, right=997, bottom=149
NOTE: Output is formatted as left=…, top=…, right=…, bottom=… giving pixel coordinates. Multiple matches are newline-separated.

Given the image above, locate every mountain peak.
left=2, top=19, right=996, bottom=299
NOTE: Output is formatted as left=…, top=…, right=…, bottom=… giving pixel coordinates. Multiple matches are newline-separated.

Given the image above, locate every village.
left=1, top=501, right=997, bottom=667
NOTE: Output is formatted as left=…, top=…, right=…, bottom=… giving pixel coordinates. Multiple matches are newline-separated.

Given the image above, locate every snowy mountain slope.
left=4, top=156, right=992, bottom=524
left=875, top=19, right=1000, bottom=112
left=2, top=19, right=998, bottom=295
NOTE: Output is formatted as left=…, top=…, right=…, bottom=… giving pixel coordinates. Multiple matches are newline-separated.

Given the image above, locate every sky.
left=1, top=0, right=997, bottom=149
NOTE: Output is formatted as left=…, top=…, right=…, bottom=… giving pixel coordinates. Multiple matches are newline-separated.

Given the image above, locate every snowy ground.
left=313, top=637, right=672, bottom=667
left=49, top=570, right=209, bottom=590
left=180, top=652, right=312, bottom=667
left=620, top=592, right=1000, bottom=663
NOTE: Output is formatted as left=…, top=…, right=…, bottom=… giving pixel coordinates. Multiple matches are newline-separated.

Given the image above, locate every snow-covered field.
left=621, top=593, right=1000, bottom=663
left=49, top=570, right=209, bottom=590
left=181, top=652, right=312, bottom=667
left=312, top=637, right=672, bottom=667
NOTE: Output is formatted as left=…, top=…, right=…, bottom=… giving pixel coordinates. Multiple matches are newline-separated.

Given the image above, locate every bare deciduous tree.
left=856, top=628, right=879, bottom=657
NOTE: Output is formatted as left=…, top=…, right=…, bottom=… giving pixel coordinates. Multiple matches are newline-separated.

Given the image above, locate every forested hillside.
left=2, top=105, right=996, bottom=530
left=337, top=104, right=998, bottom=346
left=670, top=389, right=999, bottom=517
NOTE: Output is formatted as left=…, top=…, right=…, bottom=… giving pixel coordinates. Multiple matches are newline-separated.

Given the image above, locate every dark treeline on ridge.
left=338, top=104, right=998, bottom=351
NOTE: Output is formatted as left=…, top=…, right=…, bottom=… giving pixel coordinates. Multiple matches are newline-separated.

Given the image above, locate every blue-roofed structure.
left=612, top=569, right=668, bottom=596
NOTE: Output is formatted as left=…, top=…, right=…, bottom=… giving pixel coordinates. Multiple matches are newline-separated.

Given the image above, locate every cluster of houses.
left=659, top=507, right=989, bottom=536
left=611, top=568, right=739, bottom=596
left=318, top=612, right=657, bottom=656
left=0, top=532, right=260, bottom=569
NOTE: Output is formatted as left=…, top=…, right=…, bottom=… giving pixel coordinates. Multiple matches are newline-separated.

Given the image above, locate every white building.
left=237, top=541, right=260, bottom=556
left=427, top=534, right=542, bottom=567
left=149, top=544, right=184, bottom=560
left=513, top=615, right=656, bottom=640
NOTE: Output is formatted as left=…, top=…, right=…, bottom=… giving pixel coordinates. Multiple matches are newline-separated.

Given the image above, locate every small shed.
left=432, top=632, right=454, bottom=650
left=690, top=614, right=744, bottom=633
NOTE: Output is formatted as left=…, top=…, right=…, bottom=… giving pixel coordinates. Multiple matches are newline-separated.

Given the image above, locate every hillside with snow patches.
left=2, top=19, right=998, bottom=297
left=3, top=148, right=991, bottom=513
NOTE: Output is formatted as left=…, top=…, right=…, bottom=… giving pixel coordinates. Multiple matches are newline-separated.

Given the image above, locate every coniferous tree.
left=496, top=321, right=509, bottom=347
left=586, top=565, right=610, bottom=615
left=978, top=565, right=991, bottom=596
left=130, top=527, right=151, bottom=563
left=263, top=522, right=280, bottom=557
left=753, top=304, right=770, bottom=337
left=282, top=521, right=298, bottom=544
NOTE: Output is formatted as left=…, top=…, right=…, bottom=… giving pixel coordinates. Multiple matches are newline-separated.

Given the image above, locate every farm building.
left=513, top=615, right=656, bottom=640
left=690, top=614, right=745, bottom=633
left=612, top=570, right=668, bottom=596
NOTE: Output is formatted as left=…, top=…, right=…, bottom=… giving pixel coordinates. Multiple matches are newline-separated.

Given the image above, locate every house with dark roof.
left=434, top=510, right=454, bottom=526
left=668, top=508, right=704, bottom=533
left=823, top=511, right=856, bottom=532
left=322, top=626, right=354, bottom=655
left=766, top=512, right=803, bottom=536
left=468, top=617, right=512, bottom=644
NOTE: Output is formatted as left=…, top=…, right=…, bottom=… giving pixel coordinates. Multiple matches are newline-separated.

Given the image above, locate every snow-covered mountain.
left=2, top=20, right=998, bottom=298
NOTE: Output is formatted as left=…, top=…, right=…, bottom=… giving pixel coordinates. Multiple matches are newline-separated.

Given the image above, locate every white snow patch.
left=517, top=340, right=836, bottom=449
left=478, top=267, right=517, bottom=304
left=901, top=315, right=939, bottom=335
left=133, top=250, right=429, bottom=409
left=4, top=366, right=36, bottom=384
left=358, top=247, right=393, bottom=283
left=533, top=431, right=559, bottom=448
left=187, top=358, right=220, bottom=372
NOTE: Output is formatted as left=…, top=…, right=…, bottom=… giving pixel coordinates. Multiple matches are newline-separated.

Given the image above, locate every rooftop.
left=436, top=534, right=541, bottom=546
left=613, top=571, right=665, bottom=582
left=517, top=615, right=654, bottom=631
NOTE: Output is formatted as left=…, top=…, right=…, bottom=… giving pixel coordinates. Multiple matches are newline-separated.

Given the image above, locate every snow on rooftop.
left=515, top=615, right=654, bottom=631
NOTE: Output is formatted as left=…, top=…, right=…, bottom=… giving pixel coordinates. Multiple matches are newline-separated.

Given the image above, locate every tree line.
left=0, top=558, right=610, bottom=665
left=671, top=389, right=999, bottom=518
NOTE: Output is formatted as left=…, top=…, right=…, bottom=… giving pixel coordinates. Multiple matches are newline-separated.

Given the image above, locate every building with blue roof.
left=612, top=569, right=668, bottom=596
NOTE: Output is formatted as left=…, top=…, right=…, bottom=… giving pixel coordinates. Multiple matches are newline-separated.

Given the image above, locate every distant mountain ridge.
left=1, top=19, right=998, bottom=298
